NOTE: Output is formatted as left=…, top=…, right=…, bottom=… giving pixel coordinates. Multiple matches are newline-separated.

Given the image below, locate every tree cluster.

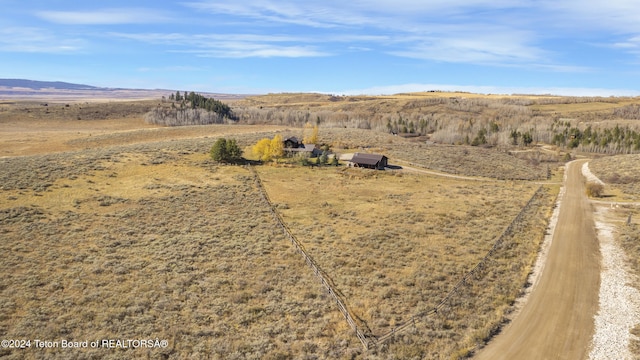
left=252, top=134, right=284, bottom=162
left=210, top=138, right=243, bottom=163
left=209, top=94, right=640, bottom=154
left=551, top=122, right=640, bottom=153
left=146, top=91, right=236, bottom=126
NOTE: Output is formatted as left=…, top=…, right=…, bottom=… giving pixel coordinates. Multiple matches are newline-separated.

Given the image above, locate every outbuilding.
left=284, top=137, right=302, bottom=148
left=349, top=153, right=388, bottom=170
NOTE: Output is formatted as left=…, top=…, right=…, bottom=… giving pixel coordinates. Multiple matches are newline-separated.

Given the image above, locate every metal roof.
left=350, top=153, right=386, bottom=166
left=285, top=144, right=317, bottom=152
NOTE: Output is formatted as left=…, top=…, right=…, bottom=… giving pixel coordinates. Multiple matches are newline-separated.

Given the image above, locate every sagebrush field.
left=1, top=94, right=638, bottom=359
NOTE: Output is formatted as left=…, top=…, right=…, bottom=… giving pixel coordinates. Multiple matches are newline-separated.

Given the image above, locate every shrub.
left=586, top=182, right=604, bottom=197
left=210, top=138, right=243, bottom=163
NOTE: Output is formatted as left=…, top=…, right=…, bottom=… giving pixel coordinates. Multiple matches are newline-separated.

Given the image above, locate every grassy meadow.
left=589, top=154, right=640, bottom=202
left=7, top=94, right=636, bottom=358
left=256, top=164, right=557, bottom=357
left=0, top=140, right=370, bottom=359
left=257, top=166, right=540, bottom=328
left=0, top=127, right=559, bottom=359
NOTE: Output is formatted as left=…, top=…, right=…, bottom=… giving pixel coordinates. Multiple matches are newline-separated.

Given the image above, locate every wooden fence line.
left=375, top=185, right=545, bottom=344
left=249, top=164, right=545, bottom=350
left=249, top=166, right=375, bottom=349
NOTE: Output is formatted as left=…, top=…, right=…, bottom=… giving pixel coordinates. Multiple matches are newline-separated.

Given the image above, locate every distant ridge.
left=0, top=79, right=100, bottom=90
left=0, top=79, right=250, bottom=101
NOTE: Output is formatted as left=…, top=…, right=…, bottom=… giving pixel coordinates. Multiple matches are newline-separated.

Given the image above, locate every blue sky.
left=2, top=0, right=640, bottom=95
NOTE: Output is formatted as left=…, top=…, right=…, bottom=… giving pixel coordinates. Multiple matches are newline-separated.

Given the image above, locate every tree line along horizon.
left=148, top=92, right=640, bottom=155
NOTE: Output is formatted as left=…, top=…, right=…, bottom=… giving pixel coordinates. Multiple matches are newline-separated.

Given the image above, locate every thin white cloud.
left=137, top=66, right=206, bottom=72
left=111, top=32, right=329, bottom=58
left=111, top=32, right=302, bottom=44
left=181, top=0, right=640, bottom=68
left=0, top=27, right=84, bottom=53
left=181, top=0, right=564, bottom=68
left=174, top=45, right=328, bottom=58
left=390, top=31, right=544, bottom=65
left=539, top=0, right=640, bottom=34
left=183, top=1, right=373, bottom=28
left=36, top=8, right=169, bottom=25
left=613, top=36, right=640, bottom=50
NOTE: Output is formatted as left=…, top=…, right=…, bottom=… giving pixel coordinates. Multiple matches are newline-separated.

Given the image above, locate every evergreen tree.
left=210, top=138, right=228, bottom=162
left=210, top=138, right=243, bottom=163
left=522, top=131, right=533, bottom=146
left=225, top=139, right=242, bottom=161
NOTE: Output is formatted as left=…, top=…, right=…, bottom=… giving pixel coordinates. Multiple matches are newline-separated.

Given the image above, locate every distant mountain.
left=0, top=79, right=100, bottom=90
left=0, top=79, right=251, bottom=101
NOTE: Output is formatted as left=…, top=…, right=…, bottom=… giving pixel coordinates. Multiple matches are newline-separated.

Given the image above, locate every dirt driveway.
left=474, top=159, right=600, bottom=359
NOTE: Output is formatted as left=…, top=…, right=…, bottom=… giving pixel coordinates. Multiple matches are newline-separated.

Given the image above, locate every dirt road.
left=475, top=159, right=600, bottom=360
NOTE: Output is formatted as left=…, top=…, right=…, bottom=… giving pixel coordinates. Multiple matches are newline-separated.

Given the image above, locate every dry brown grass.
left=0, top=104, right=561, bottom=358
left=589, top=154, right=640, bottom=201
left=0, top=140, right=368, bottom=359
left=234, top=92, right=640, bottom=154
left=256, top=164, right=557, bottom=357
left=316, top=128, right=552, bottom=180
left=0, top=100, right=289, bottom=157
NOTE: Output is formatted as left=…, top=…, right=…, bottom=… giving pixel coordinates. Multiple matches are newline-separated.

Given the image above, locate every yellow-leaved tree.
left=253, top=138, right=272, bottom=161
left=252, top=134, right=284, bottom=162
left=303, top=123, right=319, bottom=145
left=270, top=134, right=284, bottom=161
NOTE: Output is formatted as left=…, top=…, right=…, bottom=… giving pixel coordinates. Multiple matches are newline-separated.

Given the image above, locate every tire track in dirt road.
left=474, top=159, right=601, bottom=360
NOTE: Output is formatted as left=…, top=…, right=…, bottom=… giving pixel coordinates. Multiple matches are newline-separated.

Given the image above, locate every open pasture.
left=0, top=99, right=564, bottom=358
left=255, top=164, right=557, bottom=356
left=0, top=141, right=370, bottom=359
left=589, top=154, right=640, bottom=202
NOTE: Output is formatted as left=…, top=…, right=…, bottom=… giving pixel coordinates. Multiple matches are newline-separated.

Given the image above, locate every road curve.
left=474, top=159, right=601, bottom=360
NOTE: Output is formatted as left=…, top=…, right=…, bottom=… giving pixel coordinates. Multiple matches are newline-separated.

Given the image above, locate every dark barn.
left=350, top=153, right=388, bottom=170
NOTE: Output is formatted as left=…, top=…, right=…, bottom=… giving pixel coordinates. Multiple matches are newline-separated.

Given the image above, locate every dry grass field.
left=234, top=92, right=640, bottom=155
left=1, top=97, right=629, bottom=358
left=308, top=128, right=553, bottom=180
left=256, top=164, right=557, bottom=357
left=0, top=140, right=372, bottom=359
left=0, top=101, right=287, bottom=157
left=589, top=155, right=640, bottom=359
left=589, top=154, right=640, bottom=202
left=0, top=135, right=557, bottom=358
